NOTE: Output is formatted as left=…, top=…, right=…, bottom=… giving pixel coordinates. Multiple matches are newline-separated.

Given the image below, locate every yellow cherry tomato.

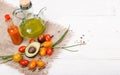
left=42, top=41, right=53, bottom=48
left=29, top=60, right=37, bottom=69
left=37, top=60, right=45, bottom=68
left=13, top=53, right=22, bottom=62
left=39, top=47, right=47, bottom=56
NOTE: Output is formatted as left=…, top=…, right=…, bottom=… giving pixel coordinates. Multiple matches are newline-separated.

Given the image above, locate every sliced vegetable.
left=25, top=42, right=40, bottom=58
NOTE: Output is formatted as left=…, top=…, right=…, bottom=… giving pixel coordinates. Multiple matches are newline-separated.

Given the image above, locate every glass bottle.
left=12, top=0, right=46, bottom=38
left=4, top=14, right=23, bottom=45
left=19, top=0, right=33, bottom=16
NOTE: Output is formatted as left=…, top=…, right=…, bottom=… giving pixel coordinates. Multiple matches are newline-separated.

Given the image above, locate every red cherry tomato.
left=47, top=48, right=53, bottom=56
left=29, top=38, right=35, bottom=43
left=45, top=34, right=51, bottom=41
left=20, top=59, right=29, bottom=67
left=18, top=46, right=26, bottom=53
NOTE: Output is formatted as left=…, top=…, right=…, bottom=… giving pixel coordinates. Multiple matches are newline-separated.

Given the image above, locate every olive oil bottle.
left=18, top=0, right=45, bottom=38
left=19, top=18, right=45, bottom=38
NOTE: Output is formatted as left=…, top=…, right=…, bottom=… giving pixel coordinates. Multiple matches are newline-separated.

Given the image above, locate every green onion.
left=0, top=58, right=13, bottom=64
left=53, top=44, right=82, bottom=49
left=0, top=55, right=13, bottom=60
left=51, top=26, right=86, bottom=52
left=52, top=26, right=69, bottom=48
left=53, top=44, right=83, bottom=52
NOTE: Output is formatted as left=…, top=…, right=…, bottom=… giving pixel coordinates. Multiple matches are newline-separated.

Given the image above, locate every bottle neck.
left=20, top=2, right=32, bottom=10
left=6, top=19, right=14, bottom=28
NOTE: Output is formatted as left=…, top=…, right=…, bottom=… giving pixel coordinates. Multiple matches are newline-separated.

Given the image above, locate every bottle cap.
left=20, top=0, right=31, bottom=8
left=4, top=14, right=11, bottom=21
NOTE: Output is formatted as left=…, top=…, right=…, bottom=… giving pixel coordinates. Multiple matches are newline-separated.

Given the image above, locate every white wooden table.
left=1, top=0, right=120, bottom=75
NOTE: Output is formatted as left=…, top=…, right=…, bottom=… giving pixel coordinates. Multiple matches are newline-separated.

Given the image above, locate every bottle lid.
left=20, top=0, right=31, bottom=8
left=4, top=14, right=11, bottom=21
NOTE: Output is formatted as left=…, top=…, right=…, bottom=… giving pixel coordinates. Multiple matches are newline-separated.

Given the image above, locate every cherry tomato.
left=13, top=53, right=22, bottom=62
left=39, top=47, right=47, bottom=56
left=47, top=48, right=53, bottom=56
left=20, top=59, right=29, bottom=67
left=45, top=34, right=51, bottom=41
left=29, top=38, right=35, bottom=43
left=37, top=34, right=45, bottom=43
left=42, top=41, right=53, bottom=48
left=29, top=60, right=37, bottom=69
left=18, top=46, right=26, bottom=53
left=37, top=60, right=45, bottom=68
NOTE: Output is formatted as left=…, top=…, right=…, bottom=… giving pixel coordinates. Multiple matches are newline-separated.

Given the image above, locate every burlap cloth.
left=0, top=1, right=72, bottom=75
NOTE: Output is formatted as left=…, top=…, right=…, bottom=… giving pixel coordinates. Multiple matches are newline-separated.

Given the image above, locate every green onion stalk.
left=52, top=26, right=85, bottom=52
left=0, top=55, right=13, bottom=64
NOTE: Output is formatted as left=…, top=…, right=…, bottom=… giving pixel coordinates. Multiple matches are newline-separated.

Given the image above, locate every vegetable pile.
left=0, top=27, right=83, bottom=71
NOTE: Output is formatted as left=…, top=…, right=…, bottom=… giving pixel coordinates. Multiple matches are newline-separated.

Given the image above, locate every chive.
left=62, top=48, right=78, bottom=52
left=0, top=58, right=13, bottom=64
left=52, top=26, right=69, bottom=48
left=0, top=55, right=13, bottom=60
left=53, top=44, right=82, bottom=49
left=53, top=41, right=85, bottom=52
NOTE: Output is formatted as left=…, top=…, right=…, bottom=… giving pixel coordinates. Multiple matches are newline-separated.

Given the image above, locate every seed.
left=28, top=47, right=36, bottom=53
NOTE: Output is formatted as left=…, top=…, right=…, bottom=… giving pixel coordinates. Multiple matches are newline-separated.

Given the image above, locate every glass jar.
left=13, top=7, right=46, bottom=38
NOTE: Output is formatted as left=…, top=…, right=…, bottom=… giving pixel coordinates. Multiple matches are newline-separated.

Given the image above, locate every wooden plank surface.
left=1, top=0, right=120, bottom=75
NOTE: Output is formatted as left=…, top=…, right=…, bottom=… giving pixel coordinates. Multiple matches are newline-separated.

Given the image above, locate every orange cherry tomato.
left=42, top=41, right=53, bottom=48
left=18, top=45, right=26, bottom=53
left=37, top=60, right=45, bottom=68
left=39, top=47, right=47, bottom=56
left=29, top=60, right=37, bottom=69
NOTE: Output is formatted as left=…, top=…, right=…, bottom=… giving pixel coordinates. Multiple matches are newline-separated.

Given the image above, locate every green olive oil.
left=19, top=18, right=45, bottom=38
